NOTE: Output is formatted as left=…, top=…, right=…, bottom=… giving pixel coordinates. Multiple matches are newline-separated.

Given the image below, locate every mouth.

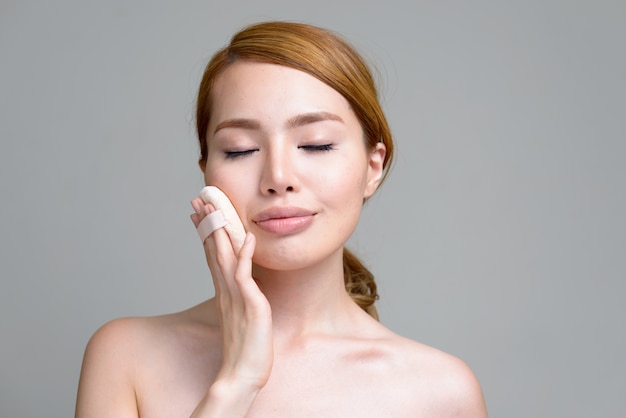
left=252, top=207, right=317, bottom=235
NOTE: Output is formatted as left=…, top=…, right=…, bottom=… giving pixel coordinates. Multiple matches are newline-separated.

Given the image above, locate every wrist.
left=191, top=378, right=260, bottom=417
left=210, top=377, right=261, bottom=402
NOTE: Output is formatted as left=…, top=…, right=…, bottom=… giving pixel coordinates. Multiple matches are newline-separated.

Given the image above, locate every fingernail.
left=191, top=200, right=200, bottom=214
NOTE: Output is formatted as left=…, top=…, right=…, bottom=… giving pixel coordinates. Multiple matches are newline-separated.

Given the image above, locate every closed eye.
left=224, top=149, right=258, bottom=159
left=298, top=144, right=334, bottom=152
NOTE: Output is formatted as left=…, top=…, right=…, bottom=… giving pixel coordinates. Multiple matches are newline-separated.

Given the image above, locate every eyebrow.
left=286, top=111, right=344, bottom=129
left=213, top=118, right=260, bottom=134
left=213, top=111, right=344, bottom=134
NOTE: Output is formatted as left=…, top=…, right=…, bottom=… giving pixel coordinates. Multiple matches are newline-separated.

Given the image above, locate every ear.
left=198, top=160, right=209, bottom=186
left=363, top=142, right=386, bottom=199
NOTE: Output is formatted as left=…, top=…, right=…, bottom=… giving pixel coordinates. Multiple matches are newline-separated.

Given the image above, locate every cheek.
left=203, top=163, right=252, bottom=221
left=323, top=158, right=369, bottom=199
left=203, top=158, right=245, bottom=189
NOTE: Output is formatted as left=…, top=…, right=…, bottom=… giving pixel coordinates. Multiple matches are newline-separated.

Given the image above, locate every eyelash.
left=224, top=144, right=334, bottom=159
left=224, top=149, right=258, bottom=159
left=299, top=144, right=334, bottom=152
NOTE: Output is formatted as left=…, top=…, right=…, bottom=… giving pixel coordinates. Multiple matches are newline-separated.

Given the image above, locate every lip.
left=252, top=206, right=316, bottom=235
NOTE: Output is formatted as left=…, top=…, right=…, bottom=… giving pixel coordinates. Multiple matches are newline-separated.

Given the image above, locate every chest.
left=135, top=337, right=425, bottom=417
left=250, top=377, right=420, bottom=417
left=254, top=351, right=425, bottom=416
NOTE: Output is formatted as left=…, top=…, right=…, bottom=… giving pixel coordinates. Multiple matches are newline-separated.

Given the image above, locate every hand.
left=190, top=198, right=274, bottom=394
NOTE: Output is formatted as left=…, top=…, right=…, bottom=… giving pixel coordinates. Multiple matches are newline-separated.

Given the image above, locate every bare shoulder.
left=387, top=332, right=488, bottom=417
left=76, top=316, right=151, bottom=417
left=76, top=301, right=217, bottom=418
left=82, top=299, right=216, bottom=354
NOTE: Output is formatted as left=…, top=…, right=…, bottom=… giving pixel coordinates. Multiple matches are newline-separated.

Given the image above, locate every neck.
left=251, top=249, right=361, bottom=342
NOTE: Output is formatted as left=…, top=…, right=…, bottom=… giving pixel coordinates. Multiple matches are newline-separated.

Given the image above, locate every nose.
left=260, top=145, right=300, bottom=195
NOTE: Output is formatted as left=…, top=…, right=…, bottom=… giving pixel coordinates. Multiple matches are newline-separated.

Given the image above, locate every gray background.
left=1, top=1, right=624, bottom=417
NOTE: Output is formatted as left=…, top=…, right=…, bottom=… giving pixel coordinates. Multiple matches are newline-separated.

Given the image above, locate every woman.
left=76, top=21, right=488, bottom=417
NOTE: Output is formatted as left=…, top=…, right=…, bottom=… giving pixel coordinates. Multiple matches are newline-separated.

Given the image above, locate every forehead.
left=209, top=61, right=356, bottom=126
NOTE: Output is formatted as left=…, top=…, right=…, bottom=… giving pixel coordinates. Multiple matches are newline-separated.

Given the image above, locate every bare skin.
left=75, top=62, right=488, bottom=417
left=76, top=299, right=486, bottom=417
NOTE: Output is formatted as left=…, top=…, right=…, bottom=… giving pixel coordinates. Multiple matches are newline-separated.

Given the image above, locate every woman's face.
left=202, top=61, right=385, bottom=271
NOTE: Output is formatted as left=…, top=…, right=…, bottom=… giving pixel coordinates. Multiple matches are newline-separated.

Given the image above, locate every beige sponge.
left=199, top=186, right=246, bottom=253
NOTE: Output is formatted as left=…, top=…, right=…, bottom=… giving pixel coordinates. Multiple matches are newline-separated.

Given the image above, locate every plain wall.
left=1, top=1, right=624, bottom=416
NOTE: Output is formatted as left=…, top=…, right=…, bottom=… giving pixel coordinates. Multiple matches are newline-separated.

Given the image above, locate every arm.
left=75, top=319, right=140, bottom=418
left=438, top=356, right=489, bottom=418
left=190, top=379, right=261, bottom=417
left=189, top=199, right=273, bottom=417
left=76, top=199, right=272, bottom=418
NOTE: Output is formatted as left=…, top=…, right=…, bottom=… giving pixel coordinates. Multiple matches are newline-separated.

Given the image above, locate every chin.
left=251, top=244, right=339, bottom=273
left=252, top=252, right=314, bottom=272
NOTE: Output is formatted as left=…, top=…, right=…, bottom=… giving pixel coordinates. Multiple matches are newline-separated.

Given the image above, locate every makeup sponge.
left=198, top=186, right=246, bottom=253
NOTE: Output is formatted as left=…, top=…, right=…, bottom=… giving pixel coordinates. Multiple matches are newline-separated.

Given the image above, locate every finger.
left=189, top=197, right=208, bottom=227
left=192, top=201, right=231, bottom=297
left=200, top=205, right=244, bottom=305
left=202, top=204, right=235, bottom=259
left=191, top=197, right=204, bottom=213
left=210, top=229, right=243, bottom=307
left=234, top=233, right=270, bottom=318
